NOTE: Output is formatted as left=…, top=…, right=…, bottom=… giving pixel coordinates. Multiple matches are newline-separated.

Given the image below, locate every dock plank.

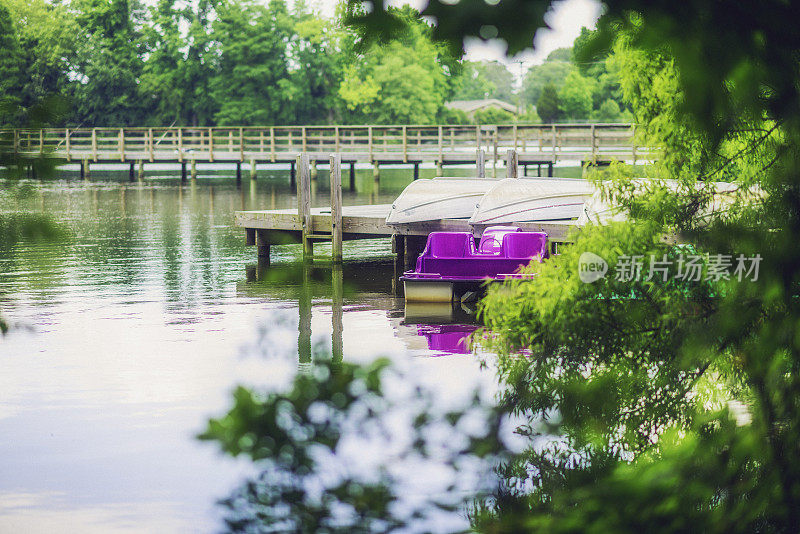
left=235, top=204, right=578, bottom=245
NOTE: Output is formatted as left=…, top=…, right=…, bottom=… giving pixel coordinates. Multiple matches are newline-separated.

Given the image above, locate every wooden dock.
left=2, top=123, right=649, bottom=181
left=237, top=151, right=578, bottom=268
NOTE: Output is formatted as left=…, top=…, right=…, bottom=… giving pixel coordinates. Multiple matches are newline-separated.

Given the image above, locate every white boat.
left=576, top=180, right=752, bottom=226
left=385, top=177, right=498, bottom=224
left=469, top=178, right=596, bottom=225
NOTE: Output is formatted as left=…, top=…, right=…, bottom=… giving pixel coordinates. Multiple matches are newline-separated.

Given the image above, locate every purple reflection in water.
left=416, top=324, right=479, bottom=355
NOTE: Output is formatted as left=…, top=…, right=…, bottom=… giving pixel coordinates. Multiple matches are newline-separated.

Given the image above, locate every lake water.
left=0, top=164, right=529, bottom=533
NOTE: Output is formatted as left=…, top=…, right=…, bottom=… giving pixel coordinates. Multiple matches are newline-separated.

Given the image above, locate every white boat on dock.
left=385, top=177, right=498, bottom=224
left=469, top=178, right=596, bottom=225
left=387, top=176, right=596, bottom=226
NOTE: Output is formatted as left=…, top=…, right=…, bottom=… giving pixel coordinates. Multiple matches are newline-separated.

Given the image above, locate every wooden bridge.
left=1, top=123, right=647, bottom=178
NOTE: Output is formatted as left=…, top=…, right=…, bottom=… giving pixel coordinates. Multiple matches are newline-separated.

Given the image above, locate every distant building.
left=445, top=99, right=518, bottom=119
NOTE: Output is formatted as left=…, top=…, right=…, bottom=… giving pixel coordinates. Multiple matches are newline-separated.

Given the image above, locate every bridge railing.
left=0, top=123, right=647, bottom=162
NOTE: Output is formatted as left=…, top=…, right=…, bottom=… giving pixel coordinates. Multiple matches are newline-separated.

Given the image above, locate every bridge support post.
left=129, top=161, right=135, bottom=182
left=82, top=158, right=89, bottom=181
left=181, top=162, right=187, bottom=182
left=372, top=162, right=380, bottom=181
left=349, top=162, right=356, bottom=191
left=250, top=159, right=257, bottom=180
left=235, top=161, right=241, bottom=183
left=190, top=159, right=197, bottom=180
left=476, top=149, right=485, bottom=178
left=310, top=161, right=318, bottom=180
left=413, top=163, right=419, bottom=181
left=436, top=160, right=443, bottom=177
left=548, top=162, right=554, bottom=177
left=290, top=160, right=296, bottom=187
left=137, top=160, right=144, bottom=181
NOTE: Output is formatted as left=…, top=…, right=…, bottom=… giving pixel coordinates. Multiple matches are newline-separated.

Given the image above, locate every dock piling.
left=332, top=266, right=344, bottom=365
left=413, top=163, right=419, bottom=181
left=298, top=266, right=312, bottom=369
left=250, top=159, right=257, bottom=180
left=129, top=161, right=135, bottom=182
left=392, top=234, right=405, bottom=295
left=181, top=161, right=187, bottom=182
left=403, top=236, right=426, bottom=271
left=349, top=161, right=356, bottom=191
left=235, top=162, right=241, bottom=183
left=330, top=153, right=343, bottom=262
left=256, top=229, right=270, bottom=264
left=190, top=159, right=197, bottom=180
left=297, top=153, right=312, bottom=259
left=138, top=160, right=144, bottom=181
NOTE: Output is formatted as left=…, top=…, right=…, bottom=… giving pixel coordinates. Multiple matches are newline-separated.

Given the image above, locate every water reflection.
left=0, top=171, right=488, bottom=532
left=241, top=261, right=481, bottom=359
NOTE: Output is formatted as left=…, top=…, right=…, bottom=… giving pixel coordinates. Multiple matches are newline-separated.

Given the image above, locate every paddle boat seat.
left=477, top=226, right=520, bottom=254
left=503, top=231, right=549, bottom=259
left=404, top=226, right=549, bottom=301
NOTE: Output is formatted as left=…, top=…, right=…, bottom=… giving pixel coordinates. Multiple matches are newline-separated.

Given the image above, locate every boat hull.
left=469, top=177, right=596, bottom=224
left=386, top=178, right=497, bottom=224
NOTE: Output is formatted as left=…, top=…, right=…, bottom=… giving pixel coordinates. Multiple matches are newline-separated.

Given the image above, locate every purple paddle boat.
left=401, top=226, right=549, bottom=302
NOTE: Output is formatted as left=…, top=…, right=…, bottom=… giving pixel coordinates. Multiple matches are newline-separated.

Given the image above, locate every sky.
left=310, top=0, right=603, bottom=74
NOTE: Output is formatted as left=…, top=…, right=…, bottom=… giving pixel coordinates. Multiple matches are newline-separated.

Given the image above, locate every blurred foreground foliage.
left=201, top=357, right=508, bottom=533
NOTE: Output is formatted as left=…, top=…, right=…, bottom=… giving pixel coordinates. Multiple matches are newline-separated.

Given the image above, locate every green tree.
left=139, top=0, right=191, bottom=125
left=72, top=0, right=146, bottom=125
left=288, top=4, right=348, bottom=124
left=473, top=107, right=515, bottom=124
left=545, top=46, right=572, bottom=62
left=592, top=98, right=623, bottom=122
left=339, top=6, right=454, bottom=124
left=558, top=70, right=595, bottom=121
left=452, top=60, right=515, bottom=103
left=536, top=82, right=560, bottom=123
left=0, top=2, right=25, bottom=126
left=139, top=0, right=217, bottom=125
left=521, top=61, right=575, bottom=110
left=574, top=26, right=628, bottom=116
left=209, top=0, right=295, bottom=125
left=0, top=0, right=79, bottom=126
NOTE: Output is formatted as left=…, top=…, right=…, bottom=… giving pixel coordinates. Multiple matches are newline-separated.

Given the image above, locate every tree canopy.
left=0, top=0, right=638, bottom=127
